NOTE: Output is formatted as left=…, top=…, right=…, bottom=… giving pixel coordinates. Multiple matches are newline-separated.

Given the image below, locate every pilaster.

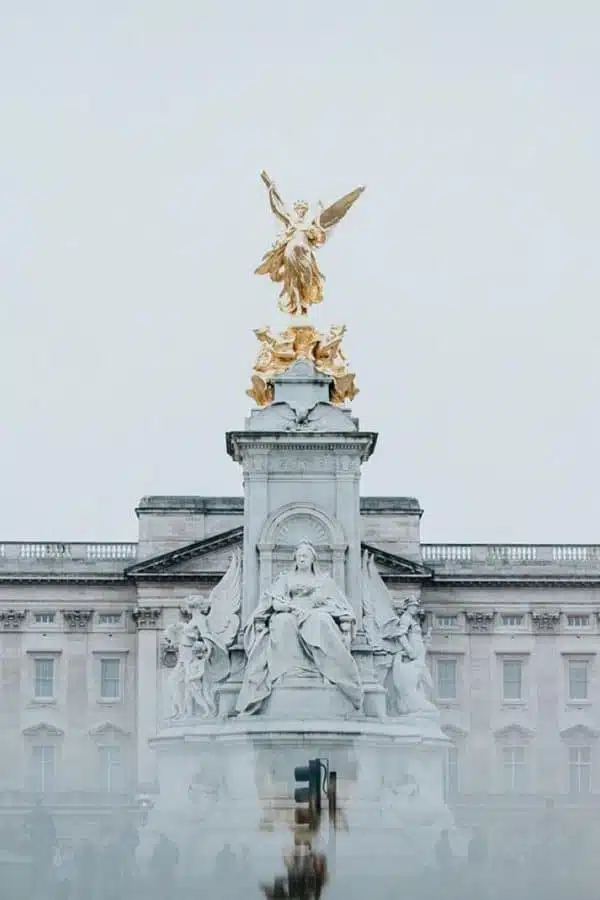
left=133, top=606, right=162, bottom=788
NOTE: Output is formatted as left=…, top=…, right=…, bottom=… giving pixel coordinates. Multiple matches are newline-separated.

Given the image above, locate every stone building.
left=1, top=490, right=599, bottom=842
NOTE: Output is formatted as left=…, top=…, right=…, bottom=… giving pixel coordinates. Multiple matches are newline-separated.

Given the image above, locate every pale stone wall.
left=2, top=496, right=600, bottom=833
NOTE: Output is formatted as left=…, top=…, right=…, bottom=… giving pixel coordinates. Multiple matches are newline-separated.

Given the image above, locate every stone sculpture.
left=236, top=541, right=363, bottom=715
left=362, top=552, right=436, bottom=716
left=162, top=551, right=241, bottom=719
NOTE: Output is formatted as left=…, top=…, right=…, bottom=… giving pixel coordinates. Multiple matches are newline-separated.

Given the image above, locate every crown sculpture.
left=249, top=171, right=365, bottom=407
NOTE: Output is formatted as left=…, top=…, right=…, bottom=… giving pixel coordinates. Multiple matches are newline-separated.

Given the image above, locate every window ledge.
left=97, top=698, right=122, bottom=705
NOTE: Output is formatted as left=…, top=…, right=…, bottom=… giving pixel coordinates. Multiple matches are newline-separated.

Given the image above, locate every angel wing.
left=206, top=549, right=242, bottom=648
left=362, top=551, right=397, bottom=647
left=317, top=186, right=365, bottom=231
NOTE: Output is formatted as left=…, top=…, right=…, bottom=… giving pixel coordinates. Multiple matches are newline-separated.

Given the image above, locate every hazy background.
left=0, top=1, right=598, bottom=543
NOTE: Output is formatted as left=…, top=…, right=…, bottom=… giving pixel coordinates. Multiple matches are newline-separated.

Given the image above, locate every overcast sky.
left=1, top=1, right=599, bottom=543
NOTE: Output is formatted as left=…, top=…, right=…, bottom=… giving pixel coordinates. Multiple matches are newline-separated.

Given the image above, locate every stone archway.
left=257, top=502, right=347, bottom=594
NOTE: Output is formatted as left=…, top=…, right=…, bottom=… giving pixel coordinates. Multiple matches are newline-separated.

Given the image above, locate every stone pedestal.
left=226, top=361, right=377, bottom=625
left=144, top=716, right=451, bottom=890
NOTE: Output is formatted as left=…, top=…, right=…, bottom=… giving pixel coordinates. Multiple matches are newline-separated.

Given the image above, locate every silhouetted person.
left=435, top=829, right=453, bottom=872
left=468, top=826, right=488, bottom=868
left=148, top=834, right=179, bottom=898
left=26, top=798, right=56, bottom=897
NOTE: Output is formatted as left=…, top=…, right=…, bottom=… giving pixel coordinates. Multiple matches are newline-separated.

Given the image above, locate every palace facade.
left=2, top=493, right=599, bottom=842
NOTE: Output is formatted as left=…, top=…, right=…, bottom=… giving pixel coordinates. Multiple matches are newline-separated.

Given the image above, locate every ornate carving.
left=236, top=541, right=361, bottom=715
left=532, top=608, right=561, bottom=632
left=255, top=170, right=365, bottom=317
left=162, top=554, right=241, bottom=720
left=160, top=640, right=179, bottom=669
left=269, top=454, right=334, bottom=474
left=274, top=515, right=329, bottom=549
left=246, top=325, right=358, bottom=407
left=244, top=454, right=269, bottom=475
left=132, top=607, right=162, bottom=630
left=362, top=562, right=436, bottom=717
left=337, top=455, right=361, bottom=475
left=0, top=610, right=26, bottom=630
left=464, top=610, right=495, bottom=633
left=62, top=609, right=93, bottom=629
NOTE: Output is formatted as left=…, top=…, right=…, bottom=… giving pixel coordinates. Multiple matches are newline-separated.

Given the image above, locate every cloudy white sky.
left=1, top=2, right=598, bottom=543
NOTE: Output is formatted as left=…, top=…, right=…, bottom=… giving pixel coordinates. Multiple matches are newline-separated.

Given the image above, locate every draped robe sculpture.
left=236, top=542, right=363, bottom=715
left=362, top=552, right=436, bottom=716
left=162, top=551, right=241, bottom=719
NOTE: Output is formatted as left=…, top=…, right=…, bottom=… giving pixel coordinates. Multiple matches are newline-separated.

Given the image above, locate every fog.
left=3, top=788, right=600, bottom=899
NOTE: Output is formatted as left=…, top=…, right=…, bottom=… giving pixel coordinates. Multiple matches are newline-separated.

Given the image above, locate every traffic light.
left=294, top=758, right=322, bottom=837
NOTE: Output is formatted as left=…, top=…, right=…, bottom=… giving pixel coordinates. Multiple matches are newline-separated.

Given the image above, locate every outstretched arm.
left=261, top=170, right=292, bottom=227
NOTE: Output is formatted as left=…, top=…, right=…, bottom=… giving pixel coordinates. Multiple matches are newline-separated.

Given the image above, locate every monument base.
left=140, top=716, right=453, bottom=893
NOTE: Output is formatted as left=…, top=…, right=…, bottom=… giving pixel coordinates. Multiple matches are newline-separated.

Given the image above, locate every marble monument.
left=137, top=173, right=452, bottom=891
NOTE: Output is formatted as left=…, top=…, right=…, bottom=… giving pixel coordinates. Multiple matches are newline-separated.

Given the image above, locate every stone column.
left=242, top=452, right=269, bottom=623
left=335, top=453, right=363, bottom=624
left=133, top=607, right=162, bottom=789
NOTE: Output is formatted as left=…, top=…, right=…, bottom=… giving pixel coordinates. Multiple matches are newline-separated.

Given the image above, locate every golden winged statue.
left=255, top=171, right=365, bottom=317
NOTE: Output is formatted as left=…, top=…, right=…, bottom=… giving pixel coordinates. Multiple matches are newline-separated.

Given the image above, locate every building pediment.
left=89, top=721, right=131, bottom=738
left=126, top=527, right=244, bottom=581
left=22, top=722, right=64, bottom=737
left=560, top=724, right=599, bottom=740
left=126, top=526, right=431, bottom=583
left=494, top=724, right=535, bottom=740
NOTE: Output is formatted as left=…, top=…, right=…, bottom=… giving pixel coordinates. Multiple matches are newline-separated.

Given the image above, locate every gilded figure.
left=255, top=171, right=365, bottom=317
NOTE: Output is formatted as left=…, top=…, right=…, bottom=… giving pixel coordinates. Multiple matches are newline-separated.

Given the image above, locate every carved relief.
left=269, top=454, right=334, bottom=474
left=274, top=515, right=329, bottom=549
left=132, top=607, right=162, bottom=630
left=0, top=610, right=26, bottom=630
left=531, top=608, right=561, bottom=632
left=244, top=454, right=269, bottom=475
left=62, top=609, right=93, bottom=630
left=337, top=455, right=361, bottom=475
left=464, top=610, right=495, bottom=633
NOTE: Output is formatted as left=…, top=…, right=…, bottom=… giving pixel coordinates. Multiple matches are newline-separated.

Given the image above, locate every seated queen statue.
left=236, top=541, right=364, bottom=715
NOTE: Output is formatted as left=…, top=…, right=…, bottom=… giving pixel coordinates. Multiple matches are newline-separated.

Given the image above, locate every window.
left=569, top=746, right=591, bottom=794
left=436, top=659, right=458, bottom=700
left=33, top=658, right=55, bottom=700
left=436, top=615, right=458, bottom=629
left=501, top=614, right=524, bottom=627
left=99, top=745, right=122, bottom=792
left=567, top=615, right=590, bottom=628
left=443, top=745, right=459, bottom=798
left=98, top=613, right=121, bottom=626
left=502, top=659, right=523, bottom=701
left=100, top=659, right=121, bottom=700
left=502, top=746, right=526, bottom=792
left=34, top=612, right=55, bottom=625
left=31, top=745, right=55, bottom=793
left=568, top=659, right=589, bottom=701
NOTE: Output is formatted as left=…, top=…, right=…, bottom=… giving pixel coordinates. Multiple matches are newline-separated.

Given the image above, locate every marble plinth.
left=140, top=715, right=452, bottom=894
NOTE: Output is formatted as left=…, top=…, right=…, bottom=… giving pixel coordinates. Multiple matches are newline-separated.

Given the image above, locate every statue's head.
left=294, top=541, right=317, bottom=573
left=193, top=639, right=208, bottom=659
left=404, top=596, right=419, bottom=614
left=293, top=200, right=309, bottom=219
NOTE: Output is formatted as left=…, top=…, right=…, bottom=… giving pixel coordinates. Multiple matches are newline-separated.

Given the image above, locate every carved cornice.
left=531, top=608, right=561, bottom=632
left=0, top=609, right=26, bottom=630
left=62, top=609, right=93, bottom=629
left=464, top=610, right=496, bottom=633
left=226, top=432, right=377, bottom=465
left=132, top=607, right=162, bottom=630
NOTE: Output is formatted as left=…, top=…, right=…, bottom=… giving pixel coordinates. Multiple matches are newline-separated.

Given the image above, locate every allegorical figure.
left=236, top=541, right=363, bottom=715
left=362, top=553, right=436, bottom=716
left=162, top=551, right=241, bottom=719
left=255, top=171, right=365, bottom=317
